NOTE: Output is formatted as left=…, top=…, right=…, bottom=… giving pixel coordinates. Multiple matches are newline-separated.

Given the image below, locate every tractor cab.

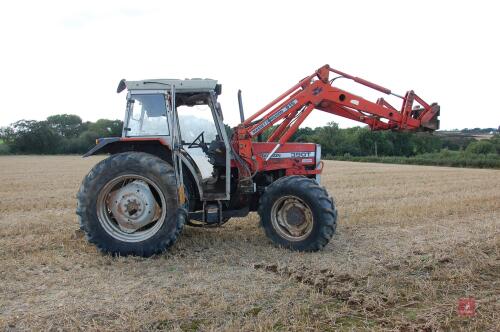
left=118, top=78, right=231, bottom=204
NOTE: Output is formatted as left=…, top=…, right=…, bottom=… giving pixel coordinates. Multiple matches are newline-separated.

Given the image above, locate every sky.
left=0, top=0, right=499, bottom=130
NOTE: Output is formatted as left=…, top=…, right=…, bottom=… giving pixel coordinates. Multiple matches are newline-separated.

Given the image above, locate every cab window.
left=126, top=94, right=169, bottom=136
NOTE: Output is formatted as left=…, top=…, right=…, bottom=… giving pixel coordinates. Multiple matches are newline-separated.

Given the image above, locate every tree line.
left=0, top=115, right=122, bottom=154
left=263, top=122, right=500, bottom=158
left=1, top=114, right=499, bottom=160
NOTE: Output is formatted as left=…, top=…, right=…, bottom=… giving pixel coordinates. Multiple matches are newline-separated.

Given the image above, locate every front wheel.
left=76, top=152, right=186, bottom=257
left=258, top=176, right=337, bottom=251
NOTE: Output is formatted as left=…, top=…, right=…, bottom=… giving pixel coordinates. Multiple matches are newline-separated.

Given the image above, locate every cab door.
left=167, top=85, right=186, bottom=206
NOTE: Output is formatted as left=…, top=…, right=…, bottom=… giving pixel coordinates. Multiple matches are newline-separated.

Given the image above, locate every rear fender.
left=83, top=137, right=170, bottom=158
left=83, top=137, right=203, bottom=204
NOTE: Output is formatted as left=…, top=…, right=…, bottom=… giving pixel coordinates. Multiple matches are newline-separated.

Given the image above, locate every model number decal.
left=261, top=151, right=315, bottom=159
left=249, top=99, right=298, bottom=136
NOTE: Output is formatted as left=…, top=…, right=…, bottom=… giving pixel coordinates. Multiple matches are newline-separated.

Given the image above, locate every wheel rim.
left=270, top=195, right=314, bottom=242
left=96, top=174, right=167, bottom=242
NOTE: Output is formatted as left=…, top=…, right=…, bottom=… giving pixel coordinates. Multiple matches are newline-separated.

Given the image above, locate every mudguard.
left=83, top=137, right=121, bottom=157
left=83, top=137, right=170, bottom=157
left=83, top=137, right=205, bottom=205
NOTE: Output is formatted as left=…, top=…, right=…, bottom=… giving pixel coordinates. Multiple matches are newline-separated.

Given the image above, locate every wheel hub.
left=271, top=196, right=314, bottom=241
left=108, top=180, right=159, bottom=233
left=285, top=206, right=307, bottom=226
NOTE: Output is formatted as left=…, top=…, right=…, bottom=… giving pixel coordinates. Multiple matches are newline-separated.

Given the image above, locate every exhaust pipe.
left=238, top=89, right=245, bottom=122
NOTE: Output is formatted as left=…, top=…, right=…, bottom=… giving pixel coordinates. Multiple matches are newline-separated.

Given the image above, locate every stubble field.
left=0, top=156, right=499, bottom=331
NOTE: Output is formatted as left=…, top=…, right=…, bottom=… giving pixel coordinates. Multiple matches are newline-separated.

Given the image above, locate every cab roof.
left=121, top=78, right=219, bottom=93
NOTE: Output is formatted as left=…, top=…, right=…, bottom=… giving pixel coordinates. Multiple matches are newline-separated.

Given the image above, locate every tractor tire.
left=76, top=152, right=186, bottom=257
left=258, top=176, right=337, bottom=251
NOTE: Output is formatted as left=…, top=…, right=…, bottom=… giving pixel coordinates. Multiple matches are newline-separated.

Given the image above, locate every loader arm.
left=245, top=64, right=439, bottom=137
left=232, top=64, right=439, bottom=171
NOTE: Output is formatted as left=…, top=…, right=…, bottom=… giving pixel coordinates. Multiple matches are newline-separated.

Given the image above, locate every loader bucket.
left=414, top=103, right=440, bottom=131
left=424, top=103, right=440, bottom=131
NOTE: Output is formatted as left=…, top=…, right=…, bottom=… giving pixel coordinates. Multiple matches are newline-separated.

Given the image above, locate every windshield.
left=126, top=94, right=169, bottom=136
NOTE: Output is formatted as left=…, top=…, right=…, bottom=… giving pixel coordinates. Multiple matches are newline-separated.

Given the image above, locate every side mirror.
left=117, top=79, right=127, bottom=93
left=215, top=84, right=222, bottom=95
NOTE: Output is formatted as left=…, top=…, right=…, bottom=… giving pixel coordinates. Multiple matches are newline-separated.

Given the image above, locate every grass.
left=330, top=150, right=500, bottom=169
left=0, top=156, right=499, bottom=330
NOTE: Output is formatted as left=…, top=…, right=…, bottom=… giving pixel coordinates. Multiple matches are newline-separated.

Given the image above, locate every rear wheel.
left=258, top=176, right=337, bottom=251
left=77, top=152, right=186, bottom=257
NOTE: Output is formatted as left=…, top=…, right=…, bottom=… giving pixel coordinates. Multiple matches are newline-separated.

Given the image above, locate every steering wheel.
left=188, top=131, right=206, bottom=150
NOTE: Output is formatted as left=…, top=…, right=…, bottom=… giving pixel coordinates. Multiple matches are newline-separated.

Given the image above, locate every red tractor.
left=77, top=65, right=439, bottom=256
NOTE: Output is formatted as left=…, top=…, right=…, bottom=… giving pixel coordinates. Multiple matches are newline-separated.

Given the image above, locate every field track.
left=0, top=156, right=499, bottom=331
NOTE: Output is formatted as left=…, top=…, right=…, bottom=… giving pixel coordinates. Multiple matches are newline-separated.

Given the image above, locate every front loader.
left=77, top=64, right=440, bottom=256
